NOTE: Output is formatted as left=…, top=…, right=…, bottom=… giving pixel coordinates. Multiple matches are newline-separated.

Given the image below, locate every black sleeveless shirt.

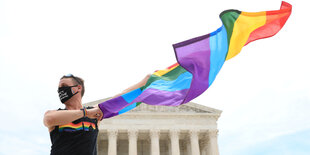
left=49, top=107, right=99, bottom=155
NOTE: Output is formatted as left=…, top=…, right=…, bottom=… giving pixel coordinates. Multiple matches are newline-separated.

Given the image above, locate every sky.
left=0, top=0, right=309, bottom=154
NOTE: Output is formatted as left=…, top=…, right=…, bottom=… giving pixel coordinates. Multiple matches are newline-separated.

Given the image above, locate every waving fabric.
left=99, top=1, right=292, bottom=119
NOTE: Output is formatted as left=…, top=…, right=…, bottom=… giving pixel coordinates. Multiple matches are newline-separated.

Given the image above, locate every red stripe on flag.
left=245, top=1, right=292, bottom=46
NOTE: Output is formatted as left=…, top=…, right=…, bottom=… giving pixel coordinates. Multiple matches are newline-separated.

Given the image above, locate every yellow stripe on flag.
left=226, top=11, right=266, bottom=60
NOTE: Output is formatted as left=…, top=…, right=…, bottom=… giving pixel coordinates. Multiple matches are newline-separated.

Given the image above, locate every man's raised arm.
left=112, top=74, right=151, bottom=98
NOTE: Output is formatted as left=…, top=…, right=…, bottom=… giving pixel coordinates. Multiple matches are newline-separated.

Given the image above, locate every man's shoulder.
left=56, top=106, right=94, bottom=111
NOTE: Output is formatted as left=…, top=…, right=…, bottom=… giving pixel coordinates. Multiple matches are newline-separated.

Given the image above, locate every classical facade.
left=85, top=99, right=221, bottom=155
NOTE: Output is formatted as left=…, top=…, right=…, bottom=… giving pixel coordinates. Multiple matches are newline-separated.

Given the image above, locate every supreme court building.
left=85, top=99, right=221, bottom=155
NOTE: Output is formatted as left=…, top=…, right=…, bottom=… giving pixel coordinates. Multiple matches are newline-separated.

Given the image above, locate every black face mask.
left=58, top=85, right=78, bottom=103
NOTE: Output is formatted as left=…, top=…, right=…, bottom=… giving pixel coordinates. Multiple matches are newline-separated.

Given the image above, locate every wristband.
left=81, top=108, right=86, bottom=117
left=84, top=108, right=88, bottom=117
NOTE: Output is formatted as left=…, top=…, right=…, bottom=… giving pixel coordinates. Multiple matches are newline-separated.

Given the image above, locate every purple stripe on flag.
left=173, top=34, right=211, bottom=103
left=99, top=96, right=129, bottom=118
left=132, top=88, right=189, bottom=106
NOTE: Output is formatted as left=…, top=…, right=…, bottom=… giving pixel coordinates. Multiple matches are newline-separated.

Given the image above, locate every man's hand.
left=86, top=105, right=103, bottom=120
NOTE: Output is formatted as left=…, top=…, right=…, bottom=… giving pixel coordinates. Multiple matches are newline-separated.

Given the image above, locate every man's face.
left=59, top=78, right=75, bottom=88
left=58, top=78, right=81, bottom=99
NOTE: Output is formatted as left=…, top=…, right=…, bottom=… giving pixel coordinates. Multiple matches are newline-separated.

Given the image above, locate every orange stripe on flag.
left=153, top=63, right=179, bottom=77
left=245, top=1, right=292, bottom=45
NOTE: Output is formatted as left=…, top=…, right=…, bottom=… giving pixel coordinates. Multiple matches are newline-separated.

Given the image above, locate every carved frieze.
left=129, top=103, right=212, bottom=113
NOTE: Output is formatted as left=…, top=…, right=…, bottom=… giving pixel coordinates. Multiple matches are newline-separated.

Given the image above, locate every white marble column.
left=128, top=129, right=138, bottom=155
left=107, top=129, right=118, bottom=155
left=150, top=129, right=160, bottom=155
left=189, top=130, right=200, bottom=155
left=168, top=140, right=172, bottom=155
left=200, top=140, right=208, bottom=155
left=186, top=139, right=191, bottom=155
left=169, top=129, right=180, bottom=155
left=207, top=130, right=219, bottom=155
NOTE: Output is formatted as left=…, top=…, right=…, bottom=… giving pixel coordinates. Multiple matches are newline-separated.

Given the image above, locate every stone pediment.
left=129, top=102, right=220, bottom=114
left=84, top=97, right=221, bottom=115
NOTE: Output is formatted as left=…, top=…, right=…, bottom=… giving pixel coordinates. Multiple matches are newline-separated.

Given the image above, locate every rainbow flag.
left=99, top=1, right=292, bottom=119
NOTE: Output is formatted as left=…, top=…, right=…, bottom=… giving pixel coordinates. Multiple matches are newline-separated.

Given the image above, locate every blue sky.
left=235, top=128, right=310, bottom=155
left=0, top=0, right=309, bottom=154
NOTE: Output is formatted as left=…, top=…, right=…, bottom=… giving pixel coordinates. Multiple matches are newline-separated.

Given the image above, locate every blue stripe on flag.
left=121, top=88, right=142, bottom=103
left=209, top=25, right=228, bottom=86
left=145, top=72, right=192, bottom=92
left=119, top=102, right=137, bottom=114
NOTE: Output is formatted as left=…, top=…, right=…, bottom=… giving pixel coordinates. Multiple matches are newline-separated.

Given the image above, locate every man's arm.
left=43, top=108, right=102, bottom=130
left=91, top=74, right=151, bottom=123
left=112, top=74, right=151, bottom=98
left=43, top=110, right=84, bottom=128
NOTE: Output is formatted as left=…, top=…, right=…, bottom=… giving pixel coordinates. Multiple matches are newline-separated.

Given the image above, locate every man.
left=44, top=74, right=150, bottom=155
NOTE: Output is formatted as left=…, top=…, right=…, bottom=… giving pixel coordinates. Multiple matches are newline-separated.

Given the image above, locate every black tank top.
left=49, top=107, right=99, bottom=155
